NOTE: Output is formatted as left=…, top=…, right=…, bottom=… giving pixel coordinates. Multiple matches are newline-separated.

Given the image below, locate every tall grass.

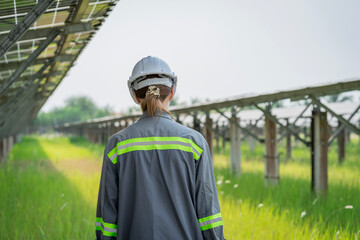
left=0, top=135, right=359, bottom=239
left=215, top=136, right=360, bottom=239
left=0, top=136, right=104, bottom=239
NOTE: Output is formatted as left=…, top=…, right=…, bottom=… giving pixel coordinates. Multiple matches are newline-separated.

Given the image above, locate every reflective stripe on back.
left=107, top=136, right=203, bottom=164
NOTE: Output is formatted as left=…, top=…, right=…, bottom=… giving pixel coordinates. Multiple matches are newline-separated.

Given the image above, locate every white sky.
left=42, top=0, right=360, bottom=113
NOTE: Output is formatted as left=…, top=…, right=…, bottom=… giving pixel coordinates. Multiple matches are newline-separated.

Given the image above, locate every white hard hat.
left=128, top=56, right=177, bottom=104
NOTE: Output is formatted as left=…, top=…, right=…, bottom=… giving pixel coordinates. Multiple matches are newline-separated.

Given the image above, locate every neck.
left=158, top=99, right=169, bottom=112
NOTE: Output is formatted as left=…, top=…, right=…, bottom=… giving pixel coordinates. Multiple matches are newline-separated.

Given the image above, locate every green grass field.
left=0, top=135, right=359, bottom=239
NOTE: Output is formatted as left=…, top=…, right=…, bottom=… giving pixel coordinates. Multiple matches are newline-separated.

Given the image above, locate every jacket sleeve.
left=95, top=142, right=119, bottom=240
left=195, top=142, right=225, bottom=240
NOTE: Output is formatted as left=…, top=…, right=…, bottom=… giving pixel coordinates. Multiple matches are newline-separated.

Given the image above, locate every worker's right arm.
left=95, top=142, right=118, bottom=240
left=195, top=142, right=225, bottom=240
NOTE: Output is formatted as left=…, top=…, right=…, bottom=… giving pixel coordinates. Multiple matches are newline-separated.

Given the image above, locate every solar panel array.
left=0, top=0, right=119, bottom=139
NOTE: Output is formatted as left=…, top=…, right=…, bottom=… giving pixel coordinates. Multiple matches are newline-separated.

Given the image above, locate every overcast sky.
left=42, top=0, right=360, bottom=112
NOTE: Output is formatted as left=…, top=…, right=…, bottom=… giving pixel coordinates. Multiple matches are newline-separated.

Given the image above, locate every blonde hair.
left=134, top=84, right=172, bottom=117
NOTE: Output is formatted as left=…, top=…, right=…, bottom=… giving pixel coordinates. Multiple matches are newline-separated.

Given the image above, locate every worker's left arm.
left=195, top=141, right=225, bottom=240
left=95, top=141, right=119, bottom=240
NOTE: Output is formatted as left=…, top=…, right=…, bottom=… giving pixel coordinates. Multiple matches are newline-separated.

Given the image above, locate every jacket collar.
left=139, top=111, right=173, bottom=121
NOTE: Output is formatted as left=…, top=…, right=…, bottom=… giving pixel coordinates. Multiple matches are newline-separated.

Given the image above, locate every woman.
left=96, top=56, right=225, bottom=240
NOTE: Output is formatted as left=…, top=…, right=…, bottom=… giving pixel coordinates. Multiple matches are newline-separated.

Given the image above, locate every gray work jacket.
left=96, top=112, right=225, bottom=240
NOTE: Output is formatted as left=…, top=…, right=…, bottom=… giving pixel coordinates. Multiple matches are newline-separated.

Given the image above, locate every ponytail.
left=135, top=84, right=172, bottom=117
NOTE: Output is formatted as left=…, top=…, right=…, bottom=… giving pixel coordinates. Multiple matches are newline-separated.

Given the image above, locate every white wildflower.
left=335, top=230, right=340, bottom=239
left=258, top=203, right=264, bottom=208
left=225, top=180, right=231, bottom=184
left=300, top=211, right=306, bottom=218
left=59, top=202, right=68, bottom=211
left=233, top=184, right=239, bottom=188
left=38, top=225, right=45, bottom=237
left=216, top=180, right=223, bottom=185
left=344, top=205, right=353, bottom=209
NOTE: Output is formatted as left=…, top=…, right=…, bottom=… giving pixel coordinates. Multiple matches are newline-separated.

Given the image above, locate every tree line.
left=34, top=96, right=113, bottom=127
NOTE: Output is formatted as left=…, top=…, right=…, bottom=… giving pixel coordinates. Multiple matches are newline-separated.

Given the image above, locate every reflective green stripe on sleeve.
left=198, top=213, right=222, bottom=223
left=107, top=137, right=203, bottom=164
left=96, top=217, right=117, bottom=229
left=200, top=221, right=223, bottom=231
left=95, top=226, right=117, bottom=237
left=107, top=147, right=117, bottom=161
left=95, top=218, right=117, bottom=237
left=198, top=213, right=223, bottom=231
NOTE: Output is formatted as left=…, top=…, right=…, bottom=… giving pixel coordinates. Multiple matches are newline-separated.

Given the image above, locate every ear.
left=133, top=90, right=141, bottom=104
left=169, top=87, right=175, bottom=101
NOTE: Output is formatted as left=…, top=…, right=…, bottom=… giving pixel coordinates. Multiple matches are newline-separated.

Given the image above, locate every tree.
left=34, top=96, right=113, bottom=127
left=190, top=97, right=202, bottom=105
left=169, top=96, right=187, bottom=107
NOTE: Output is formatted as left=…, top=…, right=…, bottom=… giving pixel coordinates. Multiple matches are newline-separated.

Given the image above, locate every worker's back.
left=96, top=112, right=224, bottom=240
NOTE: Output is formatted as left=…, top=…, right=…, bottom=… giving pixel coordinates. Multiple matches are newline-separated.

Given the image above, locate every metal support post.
left=2, top=137, right=8, bottom=163
left=83, top=127, right=88, bottom=139
left=100, top=125, right=106, bottom=144
left=0, top=139, right=3, bottom=163
left=109, top=122, right=114, bottom=139
left=286, top=119, right=292, bottom=162
left=248, top=135, right=255, bottom=153
left=346, top=129, right=350, bottom=144
left=229, top=114, right=241, bottom=176
left=94, top=128, right=101, bottom=144
left=345, top=129, right=351, bottom=143
left=176, top=115, right=182, bottom=124
left=205, top=113, right=214, bottom=158
left=311, top=110, right=328, bottom=196
left=93, top=128, right=98, bottom=143
left=0, top=30, right=61, bottom=97
left=0, top=0, right=55, bottom=58
left=86, top=127, right=91, bottom=142
left=358, top=121, right=360, bottom=152
left=264, top=114, right=279, bottom=185
left=222, top=123, right=227, bottom=150
left=15, top=134, right=22, bottom=143
left=97, top=128, right=102, bottom=144
left=8, top=136, right=14, bottom=156
left=90, top=128, right=95, bottom=143
left=89, top=128, right=94, bottom=142
left=248, top=121, right=255, bottom=153
left=215, top=124, right=220, bottom=149
left=337, top=121, right=346, bottom=163
left=193, top=112, right=201, bottom=133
